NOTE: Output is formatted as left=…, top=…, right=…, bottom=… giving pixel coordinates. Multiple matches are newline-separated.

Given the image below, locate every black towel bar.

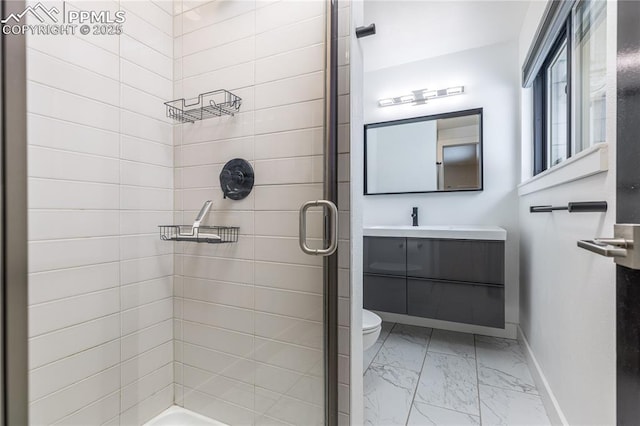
left=530, top=201, right=608, bottom=213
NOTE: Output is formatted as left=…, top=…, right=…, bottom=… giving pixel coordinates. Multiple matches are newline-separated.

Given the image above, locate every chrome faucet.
left=411, top=207, right=418, bottom=227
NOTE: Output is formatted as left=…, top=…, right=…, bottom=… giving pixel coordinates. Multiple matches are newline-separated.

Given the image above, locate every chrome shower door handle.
left=299, top=200, right=338, bottom=256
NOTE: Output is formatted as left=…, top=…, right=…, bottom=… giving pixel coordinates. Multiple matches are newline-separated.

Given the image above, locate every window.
left=547, top=39, right=569, bottom=167
left=533, top=0, right=606, bottom=175
left=573, top=0, right=607, bottom=152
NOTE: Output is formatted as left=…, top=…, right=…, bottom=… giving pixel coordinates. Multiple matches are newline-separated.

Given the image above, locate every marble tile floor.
left=364, top=323, right=551, bottom=426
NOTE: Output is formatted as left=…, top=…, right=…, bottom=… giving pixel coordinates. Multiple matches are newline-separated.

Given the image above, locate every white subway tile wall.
left=337, top=3, right=351, bottom=424
left=27, top=0, right=174, bottom=424
left=174, top=0, right=350, bottom=424
left=174, top=0, right=319, bottom=422
left=27, top=0, right=350, bottom=424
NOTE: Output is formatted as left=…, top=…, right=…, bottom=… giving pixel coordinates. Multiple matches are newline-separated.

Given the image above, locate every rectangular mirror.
left=364, top=108, right=483, bottom=195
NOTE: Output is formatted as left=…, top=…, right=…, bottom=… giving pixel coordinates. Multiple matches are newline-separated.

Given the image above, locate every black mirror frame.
left=363, top=107, right=484, bottom=195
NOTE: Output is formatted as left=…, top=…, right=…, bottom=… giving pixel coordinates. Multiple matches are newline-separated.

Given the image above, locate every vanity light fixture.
left=378, top=86, right=465, bottom=107
left=423, top=90, right=438, bottom=99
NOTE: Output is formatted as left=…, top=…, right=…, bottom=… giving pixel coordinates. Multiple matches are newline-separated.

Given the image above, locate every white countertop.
left=363, top=225, right=507, bottom=241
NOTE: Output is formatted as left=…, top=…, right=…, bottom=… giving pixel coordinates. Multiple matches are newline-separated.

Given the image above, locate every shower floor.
left=144, top=406, right=228, bottom=426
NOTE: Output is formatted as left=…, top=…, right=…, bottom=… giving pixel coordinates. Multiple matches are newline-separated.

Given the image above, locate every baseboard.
left=517, top=326, right=568, bottom=426
left=374, top=311, right=517, bottom=339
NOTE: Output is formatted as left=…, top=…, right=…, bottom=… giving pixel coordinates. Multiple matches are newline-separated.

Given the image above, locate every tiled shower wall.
left=27, top=1, right=175, bottom=424
left=173, top=0, right=350, bottom=424
left=337, top=1, right=351, bottom=424
left=26, top=0, right=350, bottom=424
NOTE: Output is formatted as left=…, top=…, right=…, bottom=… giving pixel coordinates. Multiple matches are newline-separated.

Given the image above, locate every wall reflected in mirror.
left=364, top=109, right=483, bottom=195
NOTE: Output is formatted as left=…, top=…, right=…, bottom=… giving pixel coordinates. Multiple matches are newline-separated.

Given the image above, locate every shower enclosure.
left=5, top=0, right=352, bottom=424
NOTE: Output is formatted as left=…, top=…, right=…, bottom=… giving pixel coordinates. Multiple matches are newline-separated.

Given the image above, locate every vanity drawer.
left=407, top=278, right=504, bottom=328
left=407, top=238, right=504, bottom=285
left=363, top=237, right=406, bottom=277
left=363, top=274, right=407, bottom=314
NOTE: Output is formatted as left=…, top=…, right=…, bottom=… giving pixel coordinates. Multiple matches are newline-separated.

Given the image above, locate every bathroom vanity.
left=363, top=225, right=506, bottom=328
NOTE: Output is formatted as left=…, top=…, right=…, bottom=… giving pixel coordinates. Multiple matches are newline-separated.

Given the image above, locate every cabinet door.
left=407, top=238, right=504, bottom=285
left=364, top=274, right=407, bottom=314
left=363, top=237, right=406, bottom=276
left=407, top=278, right=504, bottom=328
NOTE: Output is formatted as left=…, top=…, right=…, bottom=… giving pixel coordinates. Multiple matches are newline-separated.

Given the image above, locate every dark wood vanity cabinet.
left=364, top=236, right=505, bottom=328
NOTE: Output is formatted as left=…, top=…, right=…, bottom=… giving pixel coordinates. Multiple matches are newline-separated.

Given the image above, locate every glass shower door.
left=24, top=0, right=346, bottom=424
left=172, top=0, right=342, bottom=425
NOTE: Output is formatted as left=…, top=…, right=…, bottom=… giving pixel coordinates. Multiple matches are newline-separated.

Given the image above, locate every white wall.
left=26, top=1, right=175, bottom=424
left=361, top=0, right=530, bottom=72
left=361, top=41, right=521, bottom=329
left=517, top=1, right=617, bottom=424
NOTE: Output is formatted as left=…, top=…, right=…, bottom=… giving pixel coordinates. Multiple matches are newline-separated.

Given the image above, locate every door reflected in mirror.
left=364, top=108, right=483, bottom=195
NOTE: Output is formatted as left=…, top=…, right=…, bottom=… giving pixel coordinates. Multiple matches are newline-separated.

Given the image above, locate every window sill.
left=518, top=143, right=609, bottom=196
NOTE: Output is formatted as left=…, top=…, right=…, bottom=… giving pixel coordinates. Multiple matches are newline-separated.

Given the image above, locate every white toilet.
left=362, top=309, right=382, bottom=350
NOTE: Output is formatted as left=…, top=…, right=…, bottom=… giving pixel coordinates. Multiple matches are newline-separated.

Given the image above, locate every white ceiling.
left=361, top=0, right=532, bottom=72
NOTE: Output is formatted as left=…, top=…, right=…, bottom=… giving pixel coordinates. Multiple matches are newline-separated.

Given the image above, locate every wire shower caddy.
left=159, top=201, right=239, bottom=244
left=165, top=89, right=242, bottom=123
left=158, top=225, right=239, bottom=244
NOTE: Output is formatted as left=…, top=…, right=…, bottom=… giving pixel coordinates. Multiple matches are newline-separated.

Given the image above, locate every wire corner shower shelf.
left=159, top=200, right=239, bottom=244
left=165, top=89, right=242, bottom=123
left=159, top=225, right=239, bottom=244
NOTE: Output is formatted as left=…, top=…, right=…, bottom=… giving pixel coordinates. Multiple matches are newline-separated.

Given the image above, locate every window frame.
left=533, top=20, right=572, bottom=176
